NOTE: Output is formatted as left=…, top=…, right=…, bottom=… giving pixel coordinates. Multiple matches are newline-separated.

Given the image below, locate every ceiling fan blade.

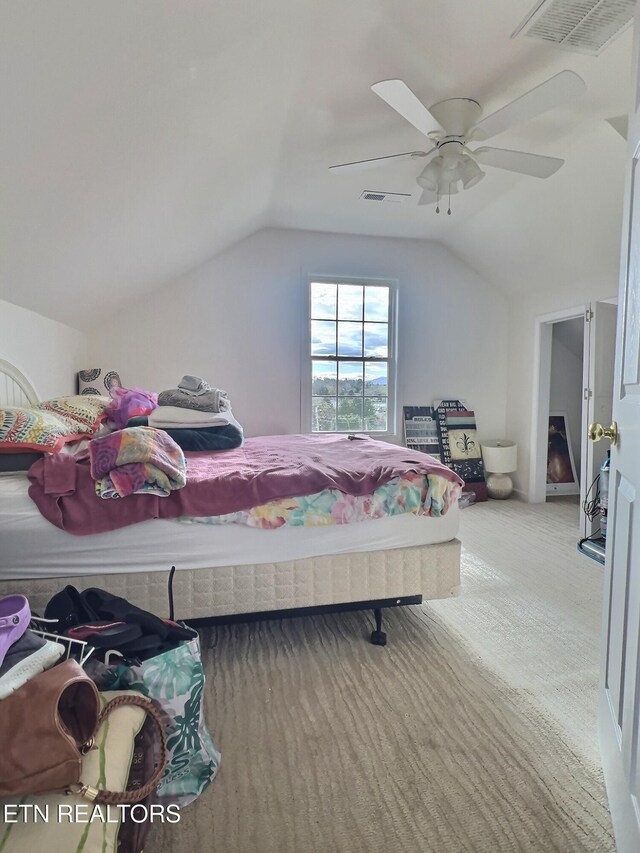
left=473, top=147, right=564, bottom=178
left=417, top=189, right=438, bottom=205
left=329, top=150, right=433, bottom=173
left=606, top=115, right=628, bottom=140
left=473, top=70, right=586, bottom=141
left=371, top=80, right=443, bottom=138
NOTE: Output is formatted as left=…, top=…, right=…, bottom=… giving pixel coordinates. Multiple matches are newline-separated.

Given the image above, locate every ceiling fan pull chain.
left=435, top=189, right=440, bottom=214
left=447, top=184, right=452, bottom=215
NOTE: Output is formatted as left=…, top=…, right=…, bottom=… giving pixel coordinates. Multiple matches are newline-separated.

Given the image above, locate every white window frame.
left=302, top=275, right=398, bottom=437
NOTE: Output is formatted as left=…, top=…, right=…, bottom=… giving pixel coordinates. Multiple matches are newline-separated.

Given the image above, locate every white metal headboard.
left=0, top=358, right=39, bottom=406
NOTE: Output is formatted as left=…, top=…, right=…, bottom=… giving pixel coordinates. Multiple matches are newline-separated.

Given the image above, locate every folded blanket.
left=178, top=375, right=210, bottom=395
left=96, top=466, right=180, bottom=499
left=162, top=423, right=243, bottom=452
left=148, top=406, right=239, bottom=429
left=127, top=417, right=243, bottom=452
left=157, top=388, right=230, bottom=413
left=89, top=426, right=186, bottom=499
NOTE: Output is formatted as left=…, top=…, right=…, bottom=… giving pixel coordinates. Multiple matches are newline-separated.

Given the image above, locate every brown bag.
left=117, top=715, right=161, bottom=853
left=0, top=659, right=166, bottom=804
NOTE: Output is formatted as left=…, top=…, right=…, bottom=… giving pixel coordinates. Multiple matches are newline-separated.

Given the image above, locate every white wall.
left=549, top=321, right=584, bottom=482
left=507, top=282, right=618, bottom=499
left=0, top=298, right=86, bottom=398
left=89, top=227, right=508, bottom=442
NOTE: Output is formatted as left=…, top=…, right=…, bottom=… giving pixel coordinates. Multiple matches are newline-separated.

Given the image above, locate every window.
left=309, top=279, right=395, bottom=434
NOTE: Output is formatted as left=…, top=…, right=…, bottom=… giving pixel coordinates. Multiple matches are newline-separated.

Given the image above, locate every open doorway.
left=548, top=318, right=584, bottom=501
left=530, top=301, right=617, bottom=550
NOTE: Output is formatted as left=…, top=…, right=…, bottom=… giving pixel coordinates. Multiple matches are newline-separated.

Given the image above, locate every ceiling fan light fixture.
left=416, top=158, right=441, bottom=192
left=461, top=155, right=485, bottom=189
left=438, top=180, right=459, bottom=195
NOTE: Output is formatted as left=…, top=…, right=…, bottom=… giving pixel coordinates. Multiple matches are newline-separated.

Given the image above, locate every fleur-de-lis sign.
left=456, top=432, right=476, bottom=456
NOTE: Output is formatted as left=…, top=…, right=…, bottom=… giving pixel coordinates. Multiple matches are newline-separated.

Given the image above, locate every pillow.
left=0, top=396, right=109, bottom=453
left=34, top=395, right=110, bottom=431
left=77, top=368, right=122, bottom=396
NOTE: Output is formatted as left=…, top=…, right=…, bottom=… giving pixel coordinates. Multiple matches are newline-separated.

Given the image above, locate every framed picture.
left=546, top=412, right=579, bottom=495
left=403, top=406, right=441, bottom=460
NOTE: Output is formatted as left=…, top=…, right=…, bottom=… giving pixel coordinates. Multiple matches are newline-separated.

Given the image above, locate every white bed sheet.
left=0, top=472, right=460, bottom=580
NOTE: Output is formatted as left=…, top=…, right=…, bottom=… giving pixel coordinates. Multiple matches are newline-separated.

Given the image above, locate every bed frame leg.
left=370, top=608, right=387, bottom=646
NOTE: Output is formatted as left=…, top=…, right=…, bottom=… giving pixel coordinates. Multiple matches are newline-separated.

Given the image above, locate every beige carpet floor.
left=432, top=496, right=605, bottom=767
left=150, top=499, right=614, bottom=852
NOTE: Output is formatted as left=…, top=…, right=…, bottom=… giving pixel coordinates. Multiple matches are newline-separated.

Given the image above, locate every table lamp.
left=481, top=440, right=517, bottom=500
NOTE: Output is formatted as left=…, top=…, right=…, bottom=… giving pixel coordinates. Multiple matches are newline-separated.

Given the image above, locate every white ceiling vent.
left=360, top=190, right=411, bottom=203
left=512, top=0, right=635, bottom=55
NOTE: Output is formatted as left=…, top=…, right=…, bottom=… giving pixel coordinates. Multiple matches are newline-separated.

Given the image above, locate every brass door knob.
left=588, top=421, right=618, bottom=445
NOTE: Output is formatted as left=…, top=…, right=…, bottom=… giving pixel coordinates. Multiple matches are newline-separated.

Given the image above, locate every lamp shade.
left=461, top=156, right=485, bottom=189
left=481, top=440, right=517, bottom=473
left=417, top=159, right=441, bottom=192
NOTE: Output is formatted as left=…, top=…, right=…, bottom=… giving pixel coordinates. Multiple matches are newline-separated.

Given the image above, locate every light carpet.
left=150, top=499, right=614, bottom=852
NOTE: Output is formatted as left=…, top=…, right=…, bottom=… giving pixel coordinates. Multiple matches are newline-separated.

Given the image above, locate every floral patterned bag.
left=125, top=634, right=220, bottom=806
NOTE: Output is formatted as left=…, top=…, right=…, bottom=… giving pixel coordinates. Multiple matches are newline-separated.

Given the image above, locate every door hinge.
left=585, top=308, right=593, bottom=322
left=584, top=387, right=592, bottom=400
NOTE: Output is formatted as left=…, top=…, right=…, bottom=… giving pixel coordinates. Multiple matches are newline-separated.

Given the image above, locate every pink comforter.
left=27, top=433, right=463, bottom=536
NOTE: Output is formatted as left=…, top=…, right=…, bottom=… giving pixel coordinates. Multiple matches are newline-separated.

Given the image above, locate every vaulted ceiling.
left=0, top=0, right=632, bottom=328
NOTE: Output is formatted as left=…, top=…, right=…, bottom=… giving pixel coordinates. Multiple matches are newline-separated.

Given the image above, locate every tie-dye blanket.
left=178, top=471, right=459, bottom=528
left=89, top=426, right=187, bottom=499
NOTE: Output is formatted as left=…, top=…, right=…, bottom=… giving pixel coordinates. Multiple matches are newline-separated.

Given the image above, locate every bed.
left=0, top=358, right=461, bottom=643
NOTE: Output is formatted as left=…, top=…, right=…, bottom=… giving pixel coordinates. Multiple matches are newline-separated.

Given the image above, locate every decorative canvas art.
left=434, top=399, right=487, bottom=502
left=402, top=406, right=441, bottom=460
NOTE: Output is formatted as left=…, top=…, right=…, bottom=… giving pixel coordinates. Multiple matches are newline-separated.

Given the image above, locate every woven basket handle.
left=71, top=694, right=168, bottom=805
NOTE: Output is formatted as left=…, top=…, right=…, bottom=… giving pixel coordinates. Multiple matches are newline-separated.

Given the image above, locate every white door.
left=582, top=301, right=617, bottom=538
left=598, top=12, right=640, bottom=849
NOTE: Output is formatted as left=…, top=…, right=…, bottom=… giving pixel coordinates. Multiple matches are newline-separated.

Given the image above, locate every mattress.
left=0, top=472, right=460, bottom=581
left=0, top=540, right=462, bottom=621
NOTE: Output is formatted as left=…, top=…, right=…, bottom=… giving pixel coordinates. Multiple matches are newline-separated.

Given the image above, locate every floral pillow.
left=0, top=395, right=109, bottom=453
left=34, top=394, right=110, bottom=430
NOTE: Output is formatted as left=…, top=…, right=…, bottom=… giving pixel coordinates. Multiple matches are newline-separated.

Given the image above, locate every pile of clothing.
left=141, top=374, right=244, bottom=452
left=0, top=594, right=64, bottom=700
left=82, top=375, right=244, bottom=499
left=0, top=589, right=218, bottom=851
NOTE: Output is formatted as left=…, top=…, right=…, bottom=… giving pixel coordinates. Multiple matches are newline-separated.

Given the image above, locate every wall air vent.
left=360, top=191, right=411, bottom=203
left=512, top=0, right=635, bottom=55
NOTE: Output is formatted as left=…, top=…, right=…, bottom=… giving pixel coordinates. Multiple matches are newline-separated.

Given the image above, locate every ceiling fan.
left=330, top=71, right=586, bottom=213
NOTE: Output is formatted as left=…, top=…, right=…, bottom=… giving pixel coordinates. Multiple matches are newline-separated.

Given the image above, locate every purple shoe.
left=0, top=595, right=31, bottom=669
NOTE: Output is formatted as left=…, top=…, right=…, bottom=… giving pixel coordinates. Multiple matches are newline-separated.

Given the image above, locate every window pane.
left=311, top=320, right=336, bottom=356
left=364, top=286, right=389, bottom=321
left=364, top=323, right=388, bottom=357
left=338, top=362, right=363, bottom=396
left=337, top=285, right=363, bottom=320
left=311, top=282, right=337, bottom=320
left=337, top=397, right=363, bottom=431
left=337, top=321, right=363, bottom=356
left=312, top=361, right=336, bottom=396
left=365, top=362, right=388, bottom=395
left=312, top=397, right=336, bottom=432
left=364, top=397, right=388, bottom=431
